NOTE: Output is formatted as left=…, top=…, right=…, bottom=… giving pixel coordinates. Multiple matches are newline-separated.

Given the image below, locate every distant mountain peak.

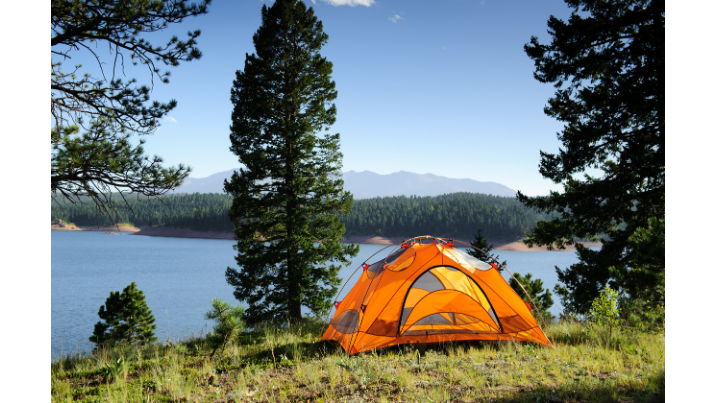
left=342, top=171, right=516, bottom=199
left=175, top=169, right=516, bottom=198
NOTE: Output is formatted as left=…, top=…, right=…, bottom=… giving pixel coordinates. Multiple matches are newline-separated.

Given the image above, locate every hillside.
left=51, top=193, right=551, bottom=240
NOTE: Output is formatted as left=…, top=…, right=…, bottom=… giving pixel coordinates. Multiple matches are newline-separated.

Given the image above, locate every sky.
left=50, top=0, right=579, bottom=196
left=5, top=2, right=709, bottom=395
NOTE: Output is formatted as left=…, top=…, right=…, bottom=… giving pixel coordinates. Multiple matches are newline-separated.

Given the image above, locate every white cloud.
left=389, top=14, right=403, bottom=23
left=164, top=116, right=178, bottom=123
left=320, top=0, right=374, bottom=7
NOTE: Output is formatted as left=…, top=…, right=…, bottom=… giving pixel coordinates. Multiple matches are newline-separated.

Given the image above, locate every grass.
left=51, top=320, right=664, bottom=402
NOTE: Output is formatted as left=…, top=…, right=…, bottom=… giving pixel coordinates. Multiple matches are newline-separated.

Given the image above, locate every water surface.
left=52, top=231, right=585, bottom=358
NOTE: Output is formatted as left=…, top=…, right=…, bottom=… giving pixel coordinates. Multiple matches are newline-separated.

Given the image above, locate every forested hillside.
left=51, top=193, right=235, bottom=232
left=343, top=193, right=551, bottom=238
left=51, top=192, right=552, bottom=239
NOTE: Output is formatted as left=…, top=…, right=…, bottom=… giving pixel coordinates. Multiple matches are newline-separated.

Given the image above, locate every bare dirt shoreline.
left=52, top=225, right=600, bottom=251
left=51, top=223, right=141, bottom=232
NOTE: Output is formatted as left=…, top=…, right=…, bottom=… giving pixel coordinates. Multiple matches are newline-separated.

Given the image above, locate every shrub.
left=588, top=286, right=621, bottom=337
left=620, top=295, right=665, bottom=332
left=90, top=282, right=156, bottom=348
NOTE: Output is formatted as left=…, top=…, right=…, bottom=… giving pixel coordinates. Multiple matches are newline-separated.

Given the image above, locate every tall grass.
left=51, top=319, right=664, bottom=402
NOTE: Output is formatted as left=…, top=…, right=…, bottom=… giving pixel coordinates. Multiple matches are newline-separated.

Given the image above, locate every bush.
left=588, top=286, right=620, bottom=338
left=620, top=295, right=665, bottom=332
left=90, top=282, right=156, bottom=348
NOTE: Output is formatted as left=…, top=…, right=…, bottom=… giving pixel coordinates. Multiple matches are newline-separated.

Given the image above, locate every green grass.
left=51, top=320, right=664, bottom=402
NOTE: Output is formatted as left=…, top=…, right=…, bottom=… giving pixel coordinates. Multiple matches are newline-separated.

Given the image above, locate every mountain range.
left=174, top=169, right=517, bottom=198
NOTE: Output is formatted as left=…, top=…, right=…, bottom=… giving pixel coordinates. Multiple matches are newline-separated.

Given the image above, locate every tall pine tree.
left=517, top=0, right=665, bottom=314
left=225, top=0, right=358, bottom=325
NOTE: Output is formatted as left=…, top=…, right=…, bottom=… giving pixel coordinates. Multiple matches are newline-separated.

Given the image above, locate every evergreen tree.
left=466, top=228, right=506, bottom=270
left=615, top=216, right=664, bottom=327
left=51, top=0, right=211, bottom=219
left=517, top=0, right=665, bottom=314
left=90, top=282, right=157, bottom=347
left=224, top=0, right=359, bottom=325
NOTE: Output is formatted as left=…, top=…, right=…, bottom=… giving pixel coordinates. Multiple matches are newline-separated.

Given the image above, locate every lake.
left=51, top=231, right=587, bottom=358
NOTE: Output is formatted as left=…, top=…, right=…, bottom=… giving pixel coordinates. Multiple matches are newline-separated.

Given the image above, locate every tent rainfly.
left=321, top=236, right=553, bottom=354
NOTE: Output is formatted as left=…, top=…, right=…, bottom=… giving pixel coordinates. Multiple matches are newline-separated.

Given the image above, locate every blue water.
left=51, top=231, right=586, bottom=358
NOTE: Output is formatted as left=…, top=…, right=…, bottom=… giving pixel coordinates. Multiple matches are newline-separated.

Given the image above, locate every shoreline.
left=51, top=223, right=141, bottom=232
left=51, top=225, right=600, bottom=251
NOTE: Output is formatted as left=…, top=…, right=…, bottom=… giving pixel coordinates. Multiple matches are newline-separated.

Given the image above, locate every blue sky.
left=53, top=0, right=582, bottom=196
left=19, top=3, right=710, bottom=391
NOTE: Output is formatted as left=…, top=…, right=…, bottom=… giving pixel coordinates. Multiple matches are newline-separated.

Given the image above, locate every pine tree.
left=615, top=216, right=664, bottom=326
left=467, top=228, right=506, bottom=270
left=90, top=282, right=157, bottom=347
left=517, top=0, right=664, bottom=314
left=508, top=273, right=555, bottom=323
left=51, top=0, right=211, bottom=219
left=224, top=0, right=359, bottom=325
left=205, top=299, right=245, bottom=358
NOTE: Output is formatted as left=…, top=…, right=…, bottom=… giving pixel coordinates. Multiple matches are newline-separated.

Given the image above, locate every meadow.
left=51, top=320, right=664, bottom=403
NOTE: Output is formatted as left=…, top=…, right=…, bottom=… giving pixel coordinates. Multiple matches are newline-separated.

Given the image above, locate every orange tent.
left=322, top=236, right=552, bottom=354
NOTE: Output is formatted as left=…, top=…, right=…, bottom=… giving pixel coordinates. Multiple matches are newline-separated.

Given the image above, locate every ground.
left=51, top=321, right=664, bottom=403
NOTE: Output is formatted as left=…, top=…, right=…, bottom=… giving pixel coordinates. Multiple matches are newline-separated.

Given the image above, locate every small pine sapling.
left=205, top=299, right=245, bottom=358
left=90, top=282, right=156, bottom=348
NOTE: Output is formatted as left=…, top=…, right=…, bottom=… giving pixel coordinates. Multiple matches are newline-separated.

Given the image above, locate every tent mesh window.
left=448, top=247, right=494, bottom=271
left=331, top=309, right=361, bottom=334
left=399, top=266, right=502, bottom=336
left=386, top=247, right=416, bottom=272
left=365, top=246, right=409, bottom=278
left=366, top=261, right=384, bottom=279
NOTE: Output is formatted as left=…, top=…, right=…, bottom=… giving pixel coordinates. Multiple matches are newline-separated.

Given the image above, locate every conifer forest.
left=51, top=192, right=552, bottom=239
